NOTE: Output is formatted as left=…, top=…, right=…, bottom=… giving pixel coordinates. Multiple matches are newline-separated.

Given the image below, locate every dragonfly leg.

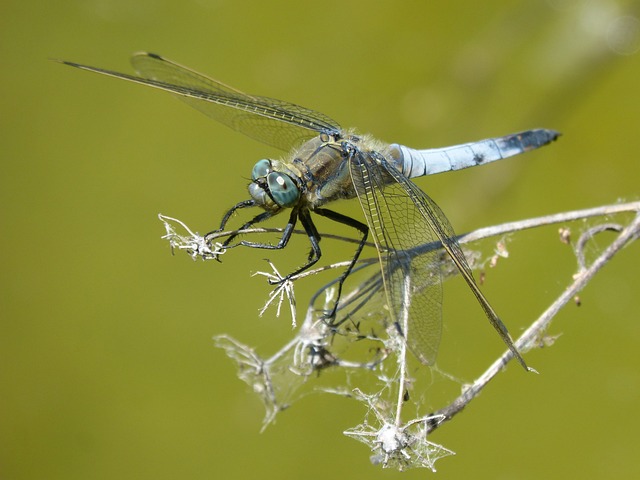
left=203, top=203, right=282, bottom=263
left=278, top=207, right=322, bottom=280
left=205, top=199, right=256, bottom=240
left=313, top=208, right=369, bottom=321
left=233, top=208, right=297, bottom=252
left=205, top=204, right=323, bottom=284
left=235, top=208, right=322, bottom=284
left=220, top=210, right=276, bottom=247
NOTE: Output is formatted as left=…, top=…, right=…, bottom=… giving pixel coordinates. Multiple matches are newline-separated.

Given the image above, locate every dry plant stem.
left=427, top=210, right=640, bottom=433
left=161, top=201, right=639, bottom=470
left=205, top=201, right=640, bottom=252
left=459, top=201, right=640, bottom=244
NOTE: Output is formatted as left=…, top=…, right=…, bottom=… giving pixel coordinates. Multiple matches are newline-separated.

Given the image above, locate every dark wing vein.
left=349, top=151, right=443, bottom=365
left=380, top=156, right=529, bottom=370
left=62, top=52, right=342, bottom=151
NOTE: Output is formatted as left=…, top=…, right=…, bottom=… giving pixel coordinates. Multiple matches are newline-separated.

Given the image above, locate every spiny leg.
left=205, top=199, right=257, bottom=245
left=222, top=210, right=278, bottom=248
left=236, top=208, right=298, bottom=252
left=223, top=207, right=323, bottom=284
left=313, top=207, right=369, bottom=321
left=206, top=202, right=367, bottom=319
left=206, top=202, right=315, bottom=281
left=258, top=207, right=324, bottom=286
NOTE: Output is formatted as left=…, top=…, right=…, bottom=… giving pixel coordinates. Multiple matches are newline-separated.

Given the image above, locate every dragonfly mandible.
left=60, top=52, right=559, bottom=370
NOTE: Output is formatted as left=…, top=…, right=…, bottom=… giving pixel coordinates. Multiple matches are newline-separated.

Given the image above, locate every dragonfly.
left=60, top=52, right=559, bottom=370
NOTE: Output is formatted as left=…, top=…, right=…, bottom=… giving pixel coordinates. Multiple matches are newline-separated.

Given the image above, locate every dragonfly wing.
left=60, top=53, right=341, bottom=151
left=349, top=151, right=443, bottom=365
left=130, top=53, right=342, bottom=150
left=377, top=155, right=529, bottom=370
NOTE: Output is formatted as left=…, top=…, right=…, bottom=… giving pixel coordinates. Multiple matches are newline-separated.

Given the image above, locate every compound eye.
left=251, top=159, right=272, bottom=181
left=267, top=172, right=299, bottom=207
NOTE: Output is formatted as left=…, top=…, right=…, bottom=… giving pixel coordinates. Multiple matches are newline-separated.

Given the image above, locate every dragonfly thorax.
left=287, top=133, right=391, bottom=208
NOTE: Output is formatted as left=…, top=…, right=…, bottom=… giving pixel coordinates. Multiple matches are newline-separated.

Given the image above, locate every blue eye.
left=251, top=159, right=271, bottom=181
left=267, top=172, right=299, bottom=207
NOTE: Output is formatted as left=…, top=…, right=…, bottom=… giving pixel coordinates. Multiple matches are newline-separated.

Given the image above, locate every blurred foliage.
left=1, top=0, right=639, bottom=478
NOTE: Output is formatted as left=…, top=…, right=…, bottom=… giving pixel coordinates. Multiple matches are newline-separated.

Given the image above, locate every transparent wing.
left=349, top=151, right=443, bottom=365
left=350, top=150, right=528, bottom=368
left=61, top=52, right=342, bottom=151
left=374, top=155, right=529, bottom=369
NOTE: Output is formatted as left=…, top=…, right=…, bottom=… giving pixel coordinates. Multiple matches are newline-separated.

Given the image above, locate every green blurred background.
left=2, top=0, right=639, bottom=478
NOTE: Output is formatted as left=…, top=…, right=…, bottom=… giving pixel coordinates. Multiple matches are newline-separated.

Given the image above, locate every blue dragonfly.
left=60, top=53, right=559, bottom=369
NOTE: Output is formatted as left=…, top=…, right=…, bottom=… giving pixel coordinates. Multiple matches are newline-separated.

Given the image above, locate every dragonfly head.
left=249, top=158, right=301, bottom=212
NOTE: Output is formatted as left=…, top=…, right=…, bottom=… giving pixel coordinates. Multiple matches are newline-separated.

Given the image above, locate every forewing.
left=349, top=151, right=443, bottom=365
left=129, top=53, right=343, bottom=150
left=380, top=156, right=529, bottom=369
left=61, top=53, right=341, bottom=151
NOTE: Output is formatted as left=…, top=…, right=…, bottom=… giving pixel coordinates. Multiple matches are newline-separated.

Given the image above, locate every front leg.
left=204, top=199, right=256, bottom=244
left=274, top=207, right=322, bottom=281
left=208, top=204, right=318, bottom=284
left=251, top=208, right=323, bottom=285
left=236, top=208, right=298, bottom=252
left=222, top=210, right=277, bottom=248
